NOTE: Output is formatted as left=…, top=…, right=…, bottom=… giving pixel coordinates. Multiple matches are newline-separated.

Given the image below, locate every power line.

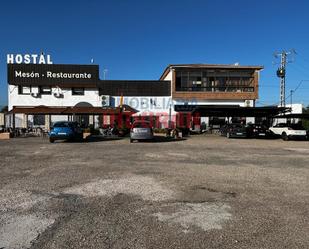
left=296, top=53, right=309, bottom=65
left=289, top=63, right=309, bottom=77
left=270, top=79, right=309, bottom=106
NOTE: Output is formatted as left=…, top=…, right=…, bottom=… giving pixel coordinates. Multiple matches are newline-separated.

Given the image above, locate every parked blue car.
left=49, top=121, right=83, bottom=143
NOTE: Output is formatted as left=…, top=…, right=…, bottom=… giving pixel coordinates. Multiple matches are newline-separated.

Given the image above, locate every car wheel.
left=130, top=139, right=133, bottom=143
left=282, top=132, right=289, bottom=141
left=49, top=138, right=55, bottom=143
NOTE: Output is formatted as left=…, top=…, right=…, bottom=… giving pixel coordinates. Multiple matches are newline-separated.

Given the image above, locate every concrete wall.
left=162, top=69, right=173, bottom=96
left=274, top=103, right=303, bottom=125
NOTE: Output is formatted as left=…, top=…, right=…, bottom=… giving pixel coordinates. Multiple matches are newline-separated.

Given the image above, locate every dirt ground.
left=0, top=135, right=308, bottom=249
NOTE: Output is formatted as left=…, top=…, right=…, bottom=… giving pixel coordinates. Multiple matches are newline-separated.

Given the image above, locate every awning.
left=9, top=104, right=138, bottom=115
left=274, top=113, right=309, bottom=119
left=174, top=105, right=291, bottom=117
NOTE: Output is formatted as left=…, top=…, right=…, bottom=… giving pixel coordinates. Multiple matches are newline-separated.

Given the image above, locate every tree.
left=303, top=105, right=309, bottom=114
left=302, top=105, right=309, bottom=130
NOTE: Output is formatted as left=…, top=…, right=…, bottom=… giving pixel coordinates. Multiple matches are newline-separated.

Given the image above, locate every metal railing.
left=175, top=86, right=255, bottom=93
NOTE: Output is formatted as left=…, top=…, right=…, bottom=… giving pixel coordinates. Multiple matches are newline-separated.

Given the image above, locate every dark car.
left=221, top=123, right=249, bottom=138
left=247, top=123, right=271, bottom=138
left=49, top=121, right=83, bottom=143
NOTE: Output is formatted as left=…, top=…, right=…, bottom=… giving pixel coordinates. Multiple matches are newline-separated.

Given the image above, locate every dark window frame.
left=33, top=114, right=45, bottom=126
left=40, top=86, right=52, bottom=95
left=18, top=86, right=31, bottom=95
left=72, top=87, right=85, bottom=96
left=175, top=69, right=256, bottom=92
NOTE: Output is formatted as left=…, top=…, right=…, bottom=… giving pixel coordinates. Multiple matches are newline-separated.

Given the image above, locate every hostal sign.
left=7, top=54, right=99, bottom=86
left=7, top=53, right=53, bottom=64
left=7, top=64, right=99, bottom=85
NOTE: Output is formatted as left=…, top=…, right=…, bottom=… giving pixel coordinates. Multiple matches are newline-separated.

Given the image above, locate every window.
left=18, top=86, right=31, bottom=95
left=181, top=72, right=189, bottom=89
left=132, top=121, right=151, bottom=128
left=53, top=122, right=69, bottom=128
left=175, top=69, right=255, bottom=92
left=176, top=76, right=182, bottom=90
left=40, top=86, right=52, bottom=95
left=72, top=88, right=84, bottom=95
left=33, top=115, right=45, bottom=126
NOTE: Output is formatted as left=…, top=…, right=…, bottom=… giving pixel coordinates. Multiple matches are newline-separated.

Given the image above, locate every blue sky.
left=1, top=0, right=309, bottom=107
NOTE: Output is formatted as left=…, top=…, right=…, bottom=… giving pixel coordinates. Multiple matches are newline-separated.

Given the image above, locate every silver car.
left=130, top=121, right=154, bottom=143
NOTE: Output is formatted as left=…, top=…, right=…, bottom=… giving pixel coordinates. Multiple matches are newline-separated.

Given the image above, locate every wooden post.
left=12, top=114, right=15, bottom=129
left=22, top=114, right=27, bottom=128
left=45, top=115, right=50, bottom=131
left=25, top=114, right=28, bottom=129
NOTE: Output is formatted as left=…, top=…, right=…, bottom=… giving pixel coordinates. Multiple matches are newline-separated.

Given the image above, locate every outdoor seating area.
left=0, top=127, right=49, bottom=138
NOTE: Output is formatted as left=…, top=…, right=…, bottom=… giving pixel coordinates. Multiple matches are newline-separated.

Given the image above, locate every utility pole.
left=103, top=69, right=108, bottom=80
left=274, top=50, right=296, bottom=107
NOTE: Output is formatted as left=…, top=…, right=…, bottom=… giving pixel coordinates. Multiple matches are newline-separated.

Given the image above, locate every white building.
left=7, top=62, right=285, bottom=131
left=159, top=64, right=263, bottom=128
left=274, top=103, right=303, bottom=125
left=6, top=64, right=171, bottom=129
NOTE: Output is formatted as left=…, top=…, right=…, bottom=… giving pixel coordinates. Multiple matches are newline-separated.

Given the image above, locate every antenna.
left=273, top=49, right=296, bottom=107
left=103, top=69, right=108, bottom=80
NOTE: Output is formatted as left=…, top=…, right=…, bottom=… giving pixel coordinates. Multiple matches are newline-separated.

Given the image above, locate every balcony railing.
left=175, top=86, right=255, bottom=93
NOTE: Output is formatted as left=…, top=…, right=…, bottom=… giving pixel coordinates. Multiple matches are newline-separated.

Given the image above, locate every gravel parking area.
left=0, top=135, right=308, bottom=249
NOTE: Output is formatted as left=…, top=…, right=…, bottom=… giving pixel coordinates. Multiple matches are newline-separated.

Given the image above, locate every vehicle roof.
left=133, top=120, right=151, bottom=123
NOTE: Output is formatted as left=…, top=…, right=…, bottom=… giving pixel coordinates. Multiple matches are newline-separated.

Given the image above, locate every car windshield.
left=133, top=122, right=151, bottom=128
left=274, top=123, right=287, bottom=127
left=53, top=122, right=70, bottom=128
left=232, top=124, right=243, bottom=128
left=290, top=124, right=305, bottom=130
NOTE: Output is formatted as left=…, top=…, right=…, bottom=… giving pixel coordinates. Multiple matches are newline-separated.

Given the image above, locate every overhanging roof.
left=274, top=113, right=309, bottom=119
left=98, top=80, right=171, bottom=96
left=9, top=105, right=138, bottom=115
left=174, top=105, right=290, bottom=117
left=160, top=64, right=264, bottom=80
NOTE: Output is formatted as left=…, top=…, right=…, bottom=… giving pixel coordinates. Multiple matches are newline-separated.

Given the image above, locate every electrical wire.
left=289, top=63, right=309, bottom=77
left=270, top=79, right=309, bottom=106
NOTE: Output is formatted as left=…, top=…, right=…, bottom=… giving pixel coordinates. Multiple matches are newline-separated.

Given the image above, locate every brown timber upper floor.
left=172, top=91, right=258, bottom=100
left=171, top=70, right=259, bottom=100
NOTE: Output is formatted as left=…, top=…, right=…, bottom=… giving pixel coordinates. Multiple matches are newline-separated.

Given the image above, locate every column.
left=45, top=115, right=51, bottom=131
